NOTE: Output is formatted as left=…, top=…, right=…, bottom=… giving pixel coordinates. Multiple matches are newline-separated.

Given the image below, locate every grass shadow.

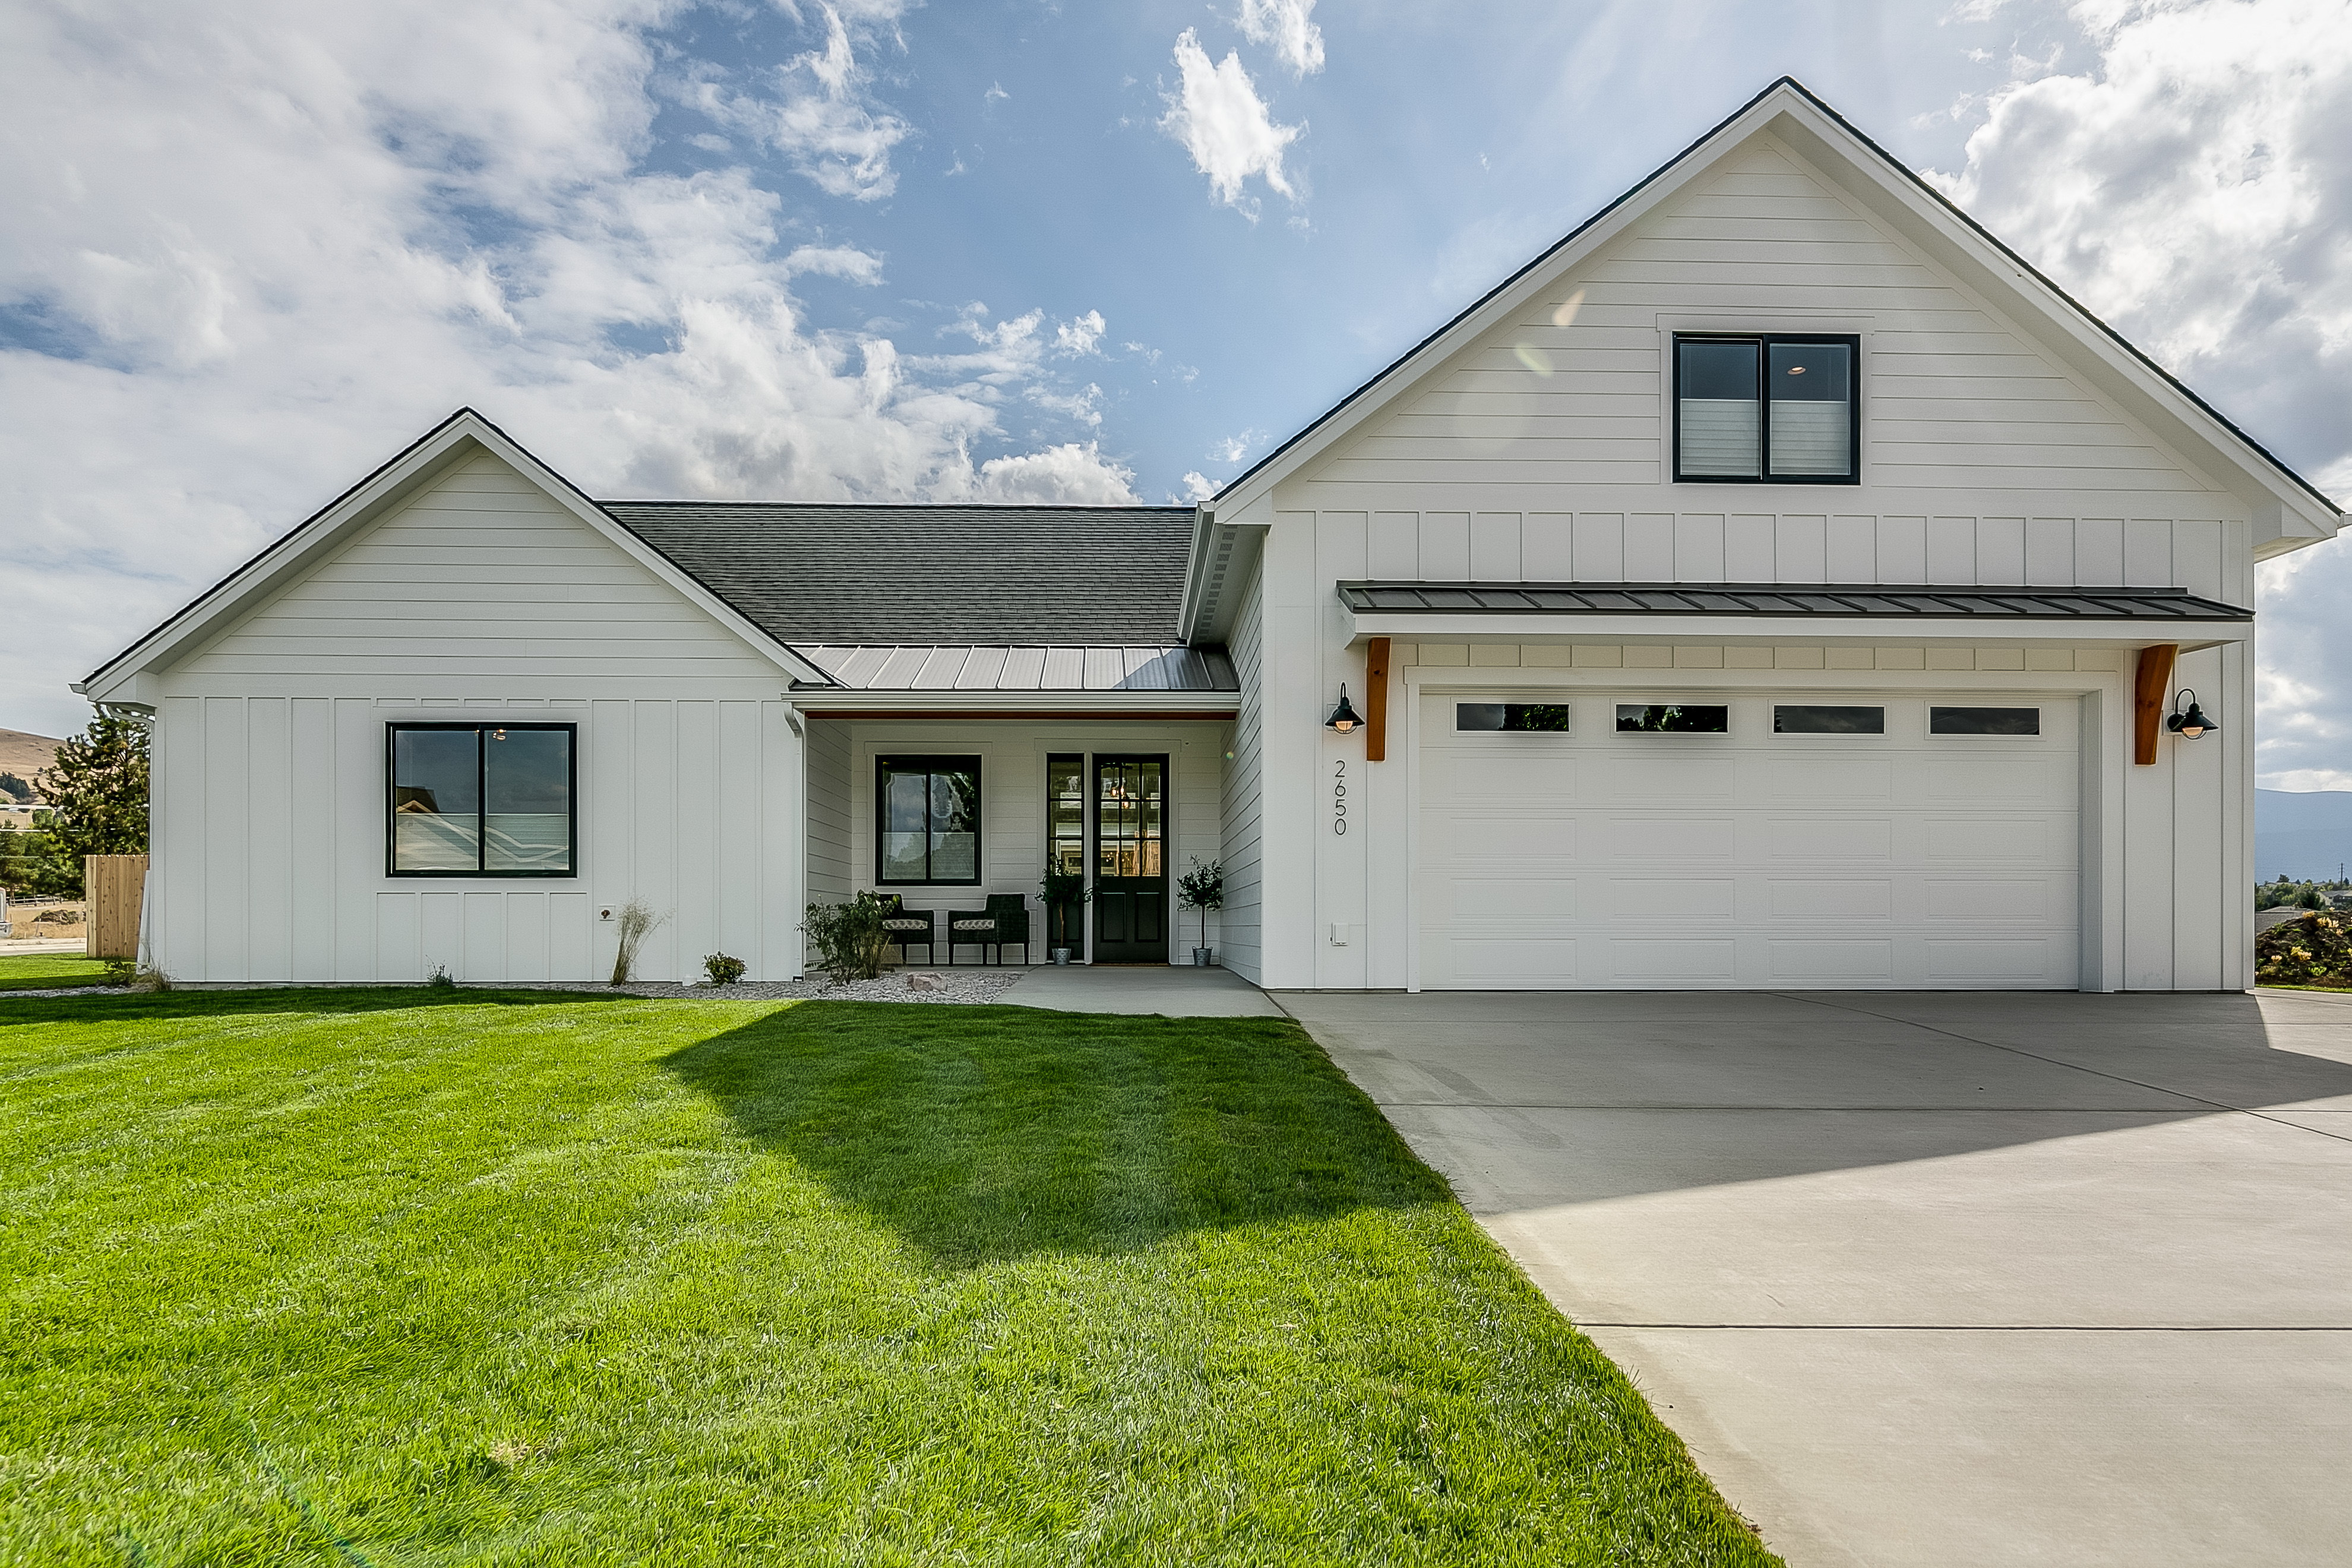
left=659, top=1000, right=1449, bottom=1267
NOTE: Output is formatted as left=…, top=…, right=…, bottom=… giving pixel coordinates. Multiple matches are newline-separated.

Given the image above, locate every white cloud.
left=1929, top=0, right=2352, bottom=791
left=0, top=0, right=1134, bottom=735
left=1210, top=429, right=1257, bottom=464
left=691, top=4, right=912, bottom=201
left=1237, top=0, right=1325, bottom=77
left=781, top=244, right=886, bottom=283
left=1055, top=309, right=1107, bottom=356
left=1160, top=28, right=1301, bottom=216
left=1178, top=470, right=1219, bottom=502
left=974, top=442, right=1136, bottom=504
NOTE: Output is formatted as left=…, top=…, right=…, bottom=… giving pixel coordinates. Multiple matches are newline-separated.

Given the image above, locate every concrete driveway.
left=1282, top=988, right=2352, bottom=1567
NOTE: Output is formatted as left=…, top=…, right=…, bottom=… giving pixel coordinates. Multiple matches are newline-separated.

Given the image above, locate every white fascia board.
left=1345, top=612, right=2249, bottom=651
left=1206, top=99, right=1787, bottom=524
left=80, top=409, right=830, bottom=701
left=1179, top=503, right=1272, bottom=643
left=1760, top=103, right=2341, bottom=543
left=1209, top=79, right=2340, bottom=545
left=791, top=691, right=1238, bottom=714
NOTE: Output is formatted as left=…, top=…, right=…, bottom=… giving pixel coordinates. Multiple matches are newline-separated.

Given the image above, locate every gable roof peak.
left=1205, top=77, right=2338, bottom=537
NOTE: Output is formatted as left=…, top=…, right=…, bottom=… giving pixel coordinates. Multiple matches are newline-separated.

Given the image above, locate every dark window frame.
left=384, top=722, right=578, bottom=880
left=1673, top=332, right=1862, bottom=485
left=875, top=754, right=984, bottom=887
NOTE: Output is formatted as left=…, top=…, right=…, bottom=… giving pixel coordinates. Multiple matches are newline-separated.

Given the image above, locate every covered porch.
left=792, top=643, right=1238, bottom=970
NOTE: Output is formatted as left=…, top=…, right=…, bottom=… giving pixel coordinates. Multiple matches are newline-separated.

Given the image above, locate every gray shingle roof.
left=1339, top=581, right=2254, bottom=621
left=600, top=502, right=1198, bottom=645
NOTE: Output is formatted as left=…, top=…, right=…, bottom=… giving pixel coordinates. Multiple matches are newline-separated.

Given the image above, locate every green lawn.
left=0, top=990, right=1774, bottom=1566
left=0, top=953, right=113, bottom=990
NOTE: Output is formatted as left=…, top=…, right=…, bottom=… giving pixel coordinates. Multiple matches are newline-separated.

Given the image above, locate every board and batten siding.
left=148, top=451, right=807, bottom=984
left=1218, top=571, right=1266, bottom=983
left=1228, top=127, right=2264, bottom=990
left=1282, top=135, right=2251, bottom=597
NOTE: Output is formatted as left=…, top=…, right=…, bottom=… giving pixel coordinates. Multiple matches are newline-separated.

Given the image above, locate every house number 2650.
left=1332, top=758, right=1347, bottom=834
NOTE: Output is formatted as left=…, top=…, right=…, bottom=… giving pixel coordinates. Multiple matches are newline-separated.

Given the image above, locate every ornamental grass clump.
left=2255, top=911, right=2352, bottom=987
left=609, top=897, right=665, bottom=985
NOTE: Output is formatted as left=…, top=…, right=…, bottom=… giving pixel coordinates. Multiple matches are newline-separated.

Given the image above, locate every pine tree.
left=37, top=712, right=150, bottom=875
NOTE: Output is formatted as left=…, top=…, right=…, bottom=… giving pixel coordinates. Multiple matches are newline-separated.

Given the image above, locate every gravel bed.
left=1, top=972, right=1031, bottom=1004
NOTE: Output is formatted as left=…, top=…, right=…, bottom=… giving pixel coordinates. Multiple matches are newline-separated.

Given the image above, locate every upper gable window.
left=1675, top=335, right=1858, bottom=483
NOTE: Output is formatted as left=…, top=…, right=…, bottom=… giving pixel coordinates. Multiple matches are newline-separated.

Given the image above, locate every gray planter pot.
left=1052, top=948, right=1073, bottom=965
left=1192, top=947, right=1214, bottom=966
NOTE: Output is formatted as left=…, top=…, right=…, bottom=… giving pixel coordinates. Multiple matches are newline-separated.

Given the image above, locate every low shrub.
left=2255, top=911, right=2352, bottom=986
left=703, top=952, right=747, bottom=985
left=804, top=893, right=893, bottom=982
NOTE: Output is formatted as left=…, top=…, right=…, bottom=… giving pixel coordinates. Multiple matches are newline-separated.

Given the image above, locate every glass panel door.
left=1092, top=755, right=1168, bottom=963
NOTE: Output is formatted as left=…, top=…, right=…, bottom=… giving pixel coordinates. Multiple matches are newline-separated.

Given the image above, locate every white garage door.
left=1416, top=690, right=2080, bottom=989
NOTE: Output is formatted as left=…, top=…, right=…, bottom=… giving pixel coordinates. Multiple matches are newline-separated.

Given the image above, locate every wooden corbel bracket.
left=2132, top=644, right=2177, bottom=765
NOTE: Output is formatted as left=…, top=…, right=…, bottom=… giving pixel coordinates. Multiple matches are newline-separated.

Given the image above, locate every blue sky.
left=4, top=0, right=2349, bottom=773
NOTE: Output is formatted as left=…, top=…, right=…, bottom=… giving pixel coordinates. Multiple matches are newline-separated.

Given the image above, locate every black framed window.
left=1456, top=702, right=1573, bottom=733
left=388, top=723, right=575, bottom=877
left=1931, top=707, right=2040, bottom=736
left=878, top=755, right=981, bottom=884
left=1675, top=334, right=1858, bottom=483
left=1774, top=704, right=1884, bottom=734
left=1618, top=704, right=1729, bottom=734
left=1047, top=754, right=1085, bottom=876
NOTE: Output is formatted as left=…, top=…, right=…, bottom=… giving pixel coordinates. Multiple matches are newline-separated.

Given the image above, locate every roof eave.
left=1208, top=76, right=2341, bottom=538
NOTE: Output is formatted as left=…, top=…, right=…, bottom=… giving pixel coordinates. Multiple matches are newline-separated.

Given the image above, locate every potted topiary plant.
left=1040, top=867, right=1089, bottom=963
left=1177, top=857, right=1224, bottom=966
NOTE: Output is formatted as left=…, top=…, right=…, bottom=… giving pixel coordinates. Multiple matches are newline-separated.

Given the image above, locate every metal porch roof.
left=1337, top=582, right=2253, bottom=622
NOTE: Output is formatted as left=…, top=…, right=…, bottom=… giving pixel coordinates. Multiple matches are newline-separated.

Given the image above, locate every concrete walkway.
left=1283, top=988, right=2352, bottom=1568
left=1000, top=962, right=1281, bottom=1017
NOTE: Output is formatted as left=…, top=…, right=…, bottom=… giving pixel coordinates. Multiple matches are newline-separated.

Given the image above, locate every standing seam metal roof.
left=600, top=501, right=1199, bottom=646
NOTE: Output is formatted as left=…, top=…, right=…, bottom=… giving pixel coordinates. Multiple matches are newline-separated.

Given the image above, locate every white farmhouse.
left=78, top=81, right=2341, bottom=991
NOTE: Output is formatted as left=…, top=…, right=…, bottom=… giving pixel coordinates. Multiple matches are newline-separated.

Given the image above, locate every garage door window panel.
left=1456, top=703, right=1573, bottom=733
left=1618, top=704, right=1729, bottom=734
left=1931, top=707, right=2041, bottom=736
left=1774, top=705, right=1885, bottom=735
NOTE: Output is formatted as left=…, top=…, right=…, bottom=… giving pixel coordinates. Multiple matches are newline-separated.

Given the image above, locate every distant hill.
left=0, top=728, right=62, bottom=794
left=2256, top=789, right=2352, bottom=883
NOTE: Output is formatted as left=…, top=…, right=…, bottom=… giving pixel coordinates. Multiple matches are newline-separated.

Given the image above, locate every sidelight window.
left=877, top=755, right=981, bottom=884
left=388, top=723, right=574, bottom=877
left=1675, top=334, right=1858, bottom=482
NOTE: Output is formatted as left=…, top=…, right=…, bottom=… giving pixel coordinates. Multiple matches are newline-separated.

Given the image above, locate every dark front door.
left=1093, top=755, right=1168, bottom=963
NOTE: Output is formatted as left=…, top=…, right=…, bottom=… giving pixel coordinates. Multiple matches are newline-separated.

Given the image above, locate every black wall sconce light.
left=1325, top=685, right=1363, bottom=735
left=2166, top=690, right=2217, bottom=740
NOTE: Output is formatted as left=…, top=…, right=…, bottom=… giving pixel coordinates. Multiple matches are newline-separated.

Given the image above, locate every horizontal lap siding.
left=830, top=720, right=1228, bottom=962
left=1221, top=571, right=1266, bottom=984
left=181, top=454, right=781, bottom=682
left=1292, top=137, right=2243, bottom=599
left=807, top=717, right=853, bottom=903
left=150, top=451, right=806, bottom=984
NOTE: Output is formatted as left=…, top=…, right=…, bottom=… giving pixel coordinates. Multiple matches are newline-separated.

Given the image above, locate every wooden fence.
left=84, top=855, right=147, bottom=960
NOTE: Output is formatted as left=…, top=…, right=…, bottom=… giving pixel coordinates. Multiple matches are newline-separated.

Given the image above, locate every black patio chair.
left=944, top=893, right=1030, bottom=966
left=876, top=894, right=935, bottom=966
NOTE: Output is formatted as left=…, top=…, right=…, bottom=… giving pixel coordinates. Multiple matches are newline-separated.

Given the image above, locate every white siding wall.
left=149, top=453, right=807, bottom=984
left=833, top=719, right=1225, bottom=962
left=806, top=716, right=853, bottom=903
left=1231, top=128, right=2262, bottom=990
left=1218, top=572, right=1266, bottom=983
